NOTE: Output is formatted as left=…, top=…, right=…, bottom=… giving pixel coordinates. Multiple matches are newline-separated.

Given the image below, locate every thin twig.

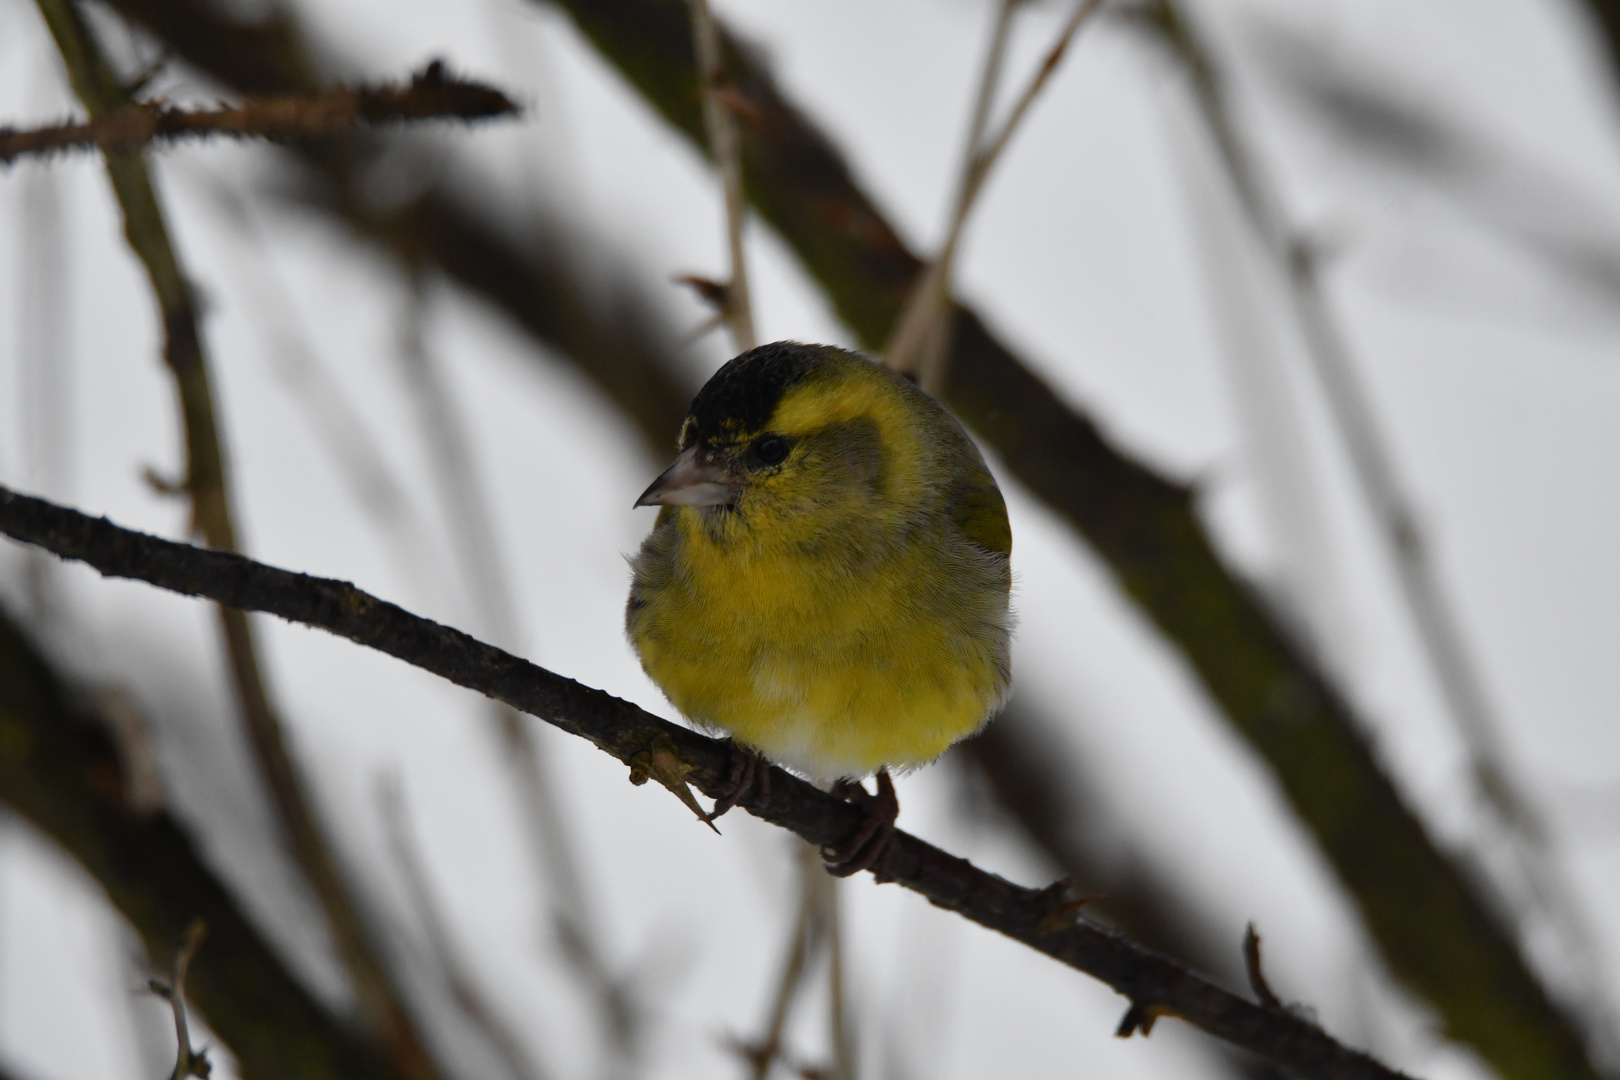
left=148, top=920, right=211, bottom=1080
left=0, top=63, right=516, bottom=164
left=887, top=0, right=1104, bottom=392
left=31, top=4, right=440, bottom=1077
left=686, top=0, right=756, bottom=350
left=378, top=776, right=555, bottom=1080
left=0, top=485, right=1416, bottom=1080
left=734, top=847, right=820, bottom=1080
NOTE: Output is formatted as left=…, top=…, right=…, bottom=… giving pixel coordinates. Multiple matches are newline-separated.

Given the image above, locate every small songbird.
left=626, top=341, right=1012, bottom=873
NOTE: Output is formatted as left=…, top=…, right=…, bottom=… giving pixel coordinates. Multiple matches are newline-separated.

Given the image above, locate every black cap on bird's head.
left=635, top=342, right=828, bottom=508
left=683, top=341, right=823, bottom=448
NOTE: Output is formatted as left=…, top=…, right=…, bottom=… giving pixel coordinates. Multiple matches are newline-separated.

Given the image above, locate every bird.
left=626, top=341, right=1012, bottom=874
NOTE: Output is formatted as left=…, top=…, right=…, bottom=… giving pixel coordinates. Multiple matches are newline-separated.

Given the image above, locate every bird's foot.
left=821, top=770, right=898, bottom=878
left=707, top=740, right=771, bottom=822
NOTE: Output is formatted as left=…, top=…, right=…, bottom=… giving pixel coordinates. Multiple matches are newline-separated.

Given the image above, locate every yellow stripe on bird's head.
left=635, top=342, right=952, bottom=547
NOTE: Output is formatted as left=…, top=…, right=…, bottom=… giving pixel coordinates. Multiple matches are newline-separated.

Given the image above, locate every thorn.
left=1037, top=882, right=1105, bottom=935
left=628, top=735, right=718, bottom=832
left=1243, top=922, right=1284, bottom=1010
left=1114, top=999, right=1168, bottom=1038
left=141, top=465, right=188, bottom=497
left=673, top=273, right=730, bottom=309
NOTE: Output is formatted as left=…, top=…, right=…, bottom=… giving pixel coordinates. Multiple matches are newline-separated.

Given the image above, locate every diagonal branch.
left=0, top=63, right=514, bottom=163
left=0, top=485, right=1413, bottom=1080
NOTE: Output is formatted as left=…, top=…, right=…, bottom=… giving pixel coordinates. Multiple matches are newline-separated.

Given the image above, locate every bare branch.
left=0, top=63, right=515, bottom=164
left=0, top=485, right=1415, bottom=1080
left=888, top=0, right=1103, bottom=392
left=686, top=0, right=756, bottom=350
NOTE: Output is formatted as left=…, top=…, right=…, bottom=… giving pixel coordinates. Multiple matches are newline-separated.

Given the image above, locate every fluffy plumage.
left=626, top=341, right=1011, bottom=781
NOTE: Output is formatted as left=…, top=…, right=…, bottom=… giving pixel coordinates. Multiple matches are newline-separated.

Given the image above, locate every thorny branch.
left=0, top=486, right=1413, bottom=1080
left=0, top=63, right=515, bottom=163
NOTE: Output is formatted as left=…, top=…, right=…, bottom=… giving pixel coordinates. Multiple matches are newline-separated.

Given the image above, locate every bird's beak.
left=635, top=444, right=738, bottom=508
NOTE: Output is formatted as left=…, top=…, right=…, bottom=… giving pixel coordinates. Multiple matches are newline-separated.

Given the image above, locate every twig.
left=686, top=0, right=756, bottom=350
left=0, top=485, right=1415, bottom=1080
left=887, top=0, right=1104, bottom=392
left=0, top=63, right=516, bottom=164
left=148, top=920, right=211, bottom=1080
left=378, top=776, right=555, bottom=1080
left=733, top=842, right=836, bottom=1080
left=31, top=4, right=440, bottom=1077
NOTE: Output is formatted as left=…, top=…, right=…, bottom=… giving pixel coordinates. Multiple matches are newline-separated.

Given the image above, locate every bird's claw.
left=821, top=769, right=898, bottom=877
left=707, top=741, right=771, bottom=822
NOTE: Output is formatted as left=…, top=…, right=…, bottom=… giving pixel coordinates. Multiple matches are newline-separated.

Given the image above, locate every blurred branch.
left=32, top=3, right=440, bottom=1076
left=95, top=1, right=1598, bottom=1074
left=1130, top=4, right=1610, bottom=1073
left=378, top=777, right=555, bottom=1080
left=0, top=604, right=409, bottom=1080
left=686, top=0, right=755, bottom=350
left=889, top=0, right=1102, bottom=392
left=0, top=63, right=515, bottom=163
left=0, top=486, right=1415, bottom=1080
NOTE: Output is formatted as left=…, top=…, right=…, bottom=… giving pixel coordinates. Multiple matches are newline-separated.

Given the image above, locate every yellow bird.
left=627, top=341, right=1011, bottom=872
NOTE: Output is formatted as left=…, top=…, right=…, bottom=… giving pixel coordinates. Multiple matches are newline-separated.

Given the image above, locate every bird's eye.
left=752, top=435, right=789, bottom=466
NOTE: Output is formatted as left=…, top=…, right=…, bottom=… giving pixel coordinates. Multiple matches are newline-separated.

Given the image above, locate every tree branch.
left=0, top=485, right=1413, bottom=1080
left=0, top=63, right=515, bottom=164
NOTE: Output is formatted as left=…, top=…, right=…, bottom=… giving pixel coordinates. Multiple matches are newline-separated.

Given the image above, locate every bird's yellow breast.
left=628, top=510, right=1007, bottom=779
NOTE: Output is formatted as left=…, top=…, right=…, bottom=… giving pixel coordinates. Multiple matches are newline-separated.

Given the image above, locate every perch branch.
left=0, top=485, right=1412, bottom=1080
left=0, top=63, right=515, bottom=163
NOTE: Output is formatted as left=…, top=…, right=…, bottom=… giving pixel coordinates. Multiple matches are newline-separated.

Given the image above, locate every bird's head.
left=635, top=342, right=937, bottom=546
